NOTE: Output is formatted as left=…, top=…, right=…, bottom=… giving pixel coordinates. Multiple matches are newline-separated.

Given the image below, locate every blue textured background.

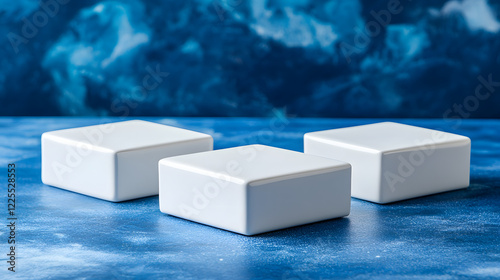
left=0, top=118, right=499, bottom=279
left=2, top=0, right=500, bottom=117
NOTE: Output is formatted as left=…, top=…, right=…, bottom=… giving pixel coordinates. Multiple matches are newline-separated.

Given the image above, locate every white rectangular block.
left=159, top=144, right=351, bottom=235
left=305, top=122, right=471, bottom=204
left=42, top=120, right=213, bottom=202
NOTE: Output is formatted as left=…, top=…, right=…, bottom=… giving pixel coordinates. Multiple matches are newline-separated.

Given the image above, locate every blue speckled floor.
left=0, top=118, right=499, bottom=279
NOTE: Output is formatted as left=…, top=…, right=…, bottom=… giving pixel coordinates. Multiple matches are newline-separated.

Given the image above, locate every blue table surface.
left=0, top=117, right=499, bottom=280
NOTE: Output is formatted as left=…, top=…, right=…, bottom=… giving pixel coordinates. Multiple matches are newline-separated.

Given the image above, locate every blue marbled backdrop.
left=1, top=0, right=500, bottom=117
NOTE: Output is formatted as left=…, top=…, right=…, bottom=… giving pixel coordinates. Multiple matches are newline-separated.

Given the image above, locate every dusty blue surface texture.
left=0, top=117, right=499, bottom=279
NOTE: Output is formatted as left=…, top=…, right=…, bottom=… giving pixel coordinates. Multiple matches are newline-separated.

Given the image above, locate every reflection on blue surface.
left=0, top=117, right=499, bottom=278
left=1, top=0, right=500, bottom=117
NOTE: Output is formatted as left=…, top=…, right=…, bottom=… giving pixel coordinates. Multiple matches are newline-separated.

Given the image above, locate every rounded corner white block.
left=41, top=120, right=213, bottom=202
left=304, top=122, right=471, bottom=204
left=159, top=144, right=351, bottom=236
